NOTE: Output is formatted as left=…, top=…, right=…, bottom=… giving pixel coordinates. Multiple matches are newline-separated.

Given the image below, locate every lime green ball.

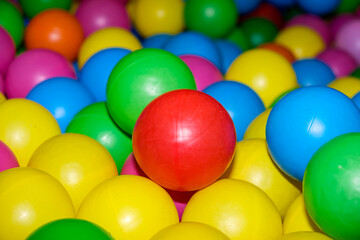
left=0, top=0, right=24, bottom=48
left=184, top=0, right=237, bottom=38
left=336, top=0, right=360, bottom=13
left=66, top=102, right=132, bottom=173
left=27, top=219, right=113, bottom=240
left=106, top=48, right=196, bottom=135
left=304, top=132, right=360, bottom=240
left=225, top=27, right=251, bottom=51
left=19, top=0, right=71, bottom=18
left=242, top=18, right=278, bottom=48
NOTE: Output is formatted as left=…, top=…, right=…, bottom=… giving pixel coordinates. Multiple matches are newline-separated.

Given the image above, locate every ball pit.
left=5, top=49, right=76, bottom=98
left=25, top=9, right=84, bottom=62
left=133, top=89, right=236, bottom=191
left=1, top=1, right=360, bottom=239
left=26, top=77, right=95, bottom=132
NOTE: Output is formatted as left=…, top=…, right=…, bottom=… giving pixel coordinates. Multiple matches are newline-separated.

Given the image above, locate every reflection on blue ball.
left=293, top=59, right=335, bottom=86
left=142, top=34, right=172, bottom=49
left=163, top=31, right=221, bottom=69
left=266, top=87, right=360, bottom=181
left=297, top=0, right=340, bottom=15
left=203, top=81, right=265, bottom=141
left=215, top=40, right=242, bottom=74
left=27, top=77, right=95, bottom=132
left=80, top=48, right=130, bottom=102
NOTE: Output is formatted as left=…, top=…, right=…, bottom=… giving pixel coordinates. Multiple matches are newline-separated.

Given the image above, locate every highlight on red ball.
left=132, top=89, right=237, bottom=192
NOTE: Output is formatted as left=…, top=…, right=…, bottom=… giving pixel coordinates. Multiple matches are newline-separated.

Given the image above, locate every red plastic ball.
left=132, top=89, right=236, bottom=191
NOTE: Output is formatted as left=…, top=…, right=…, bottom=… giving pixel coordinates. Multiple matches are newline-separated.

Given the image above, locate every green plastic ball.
left=225, top=27, right=251, bottom=51
left=66, top=102, right=132, bottom=173
left=0, top=0, right=24, bottom=48
left=19, top=0, right=71, bottom=18
left=106, top=48, right=196, bottom=135
left=184, top=0, right=237, bottom=38
left=241, top=18, right=278, bottom=48
left=336, top=0, right=360, bottom=13
left=304, top=132, right=360, bottom=240
left=26, top=218, right=113, bottom=240
left=351, top=67, right=360, bottom=79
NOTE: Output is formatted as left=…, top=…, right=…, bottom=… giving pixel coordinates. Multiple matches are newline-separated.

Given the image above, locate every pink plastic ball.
left=287, top=14, right=330, bottom=45
left=0, top=26, right=15, bottom=75
left=75, top=0, right=131, bottom=37
left=0, top=140, right=19, bottom=172
left=329, top=14, right=357, bottom=41
left=336, top=20, right=360, bottom=65
left=121, top=153, right=195, bottom=220
left=0, top=74, right=4, bottom=94
left=179, top=55, right=223, bottom=91
left=5, top=49, right=76, bottom=98
left=317, top=48, right=357, bottom=78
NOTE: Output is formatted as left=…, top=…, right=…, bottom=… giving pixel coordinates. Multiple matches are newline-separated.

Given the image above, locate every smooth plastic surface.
left=244, top=109, right=271, bottom=140
left=328, top=76, right=360, bottom=98
left=0, top=0, right=24, bottom=47
left=67, top=102, right=132, bottom=173
left=77, top=175, right=179, bottom=240
left=19, top=0, right=71, bottom=18
left=278, top=232, right=332, bottom=240
left=5, top=49, right=76, bottom=98
left=225, top=49, right=298, bottom=107
left=0, top=168, right=75, bottom=240
left=80, top=48, right=130, bottom=102
left=241, top=18, right=278, bottom=48
left=133, top=90, right=236, bottom=191
left=259, top=42, right=295, bottom=63
left=304, top=132, right=360, bottom=240
left=106, top=48, right=196, bottom=135
left=336, top=20, right=360, bottom=64
left=233, top=0, right=262, bottom=14
left=317, top=48, right=357, bottom=77
left=215, top=40, right=242, bottom=74
left=26, top=77, right=95, bottom=133
left=0, top=26, right=15, bottom=74
left=223, top=139, right=301, bottom=217
left=297, top=0, right=340, bottom=15
left=142, top=34, right=172, bottom=49
left=203, top=81, right=264, bottom=140
left=0, top=99, right=61, bottom=167
left=0, top=140, right=18, bottom=172
left=182, top=179, right=282, bottom=240
left=293, top=59, right=335, bottom=86
left=266, top=87, right=360, bottom=181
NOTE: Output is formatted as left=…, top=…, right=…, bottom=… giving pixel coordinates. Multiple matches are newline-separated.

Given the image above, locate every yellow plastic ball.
left=328, top=76, right=360, bottom=98
left=222, top=139, right=301, bottom=217
left=283, top=194, right=322, bottom=234
left=244, top=109, right=271, bottom=140
left=150, top=222, right=230, bottom=240
left=0, top=167, right=75, bottom=240
left=77, top=27, right=142, bottom=68
left=77, top=175, right=179, bottom=240
left=182, top=179, right=282, bottom=240
left=225, top=49, right=298, bottom=107
left=0, top=99, right=60, bottom=167
left=126, top=0, right=137, bottom=23
left=278, top=232, right=332, bottom=240
left=28, top=133, right=118, bottom=212
left=0, top=92, right=6, bottom=103
left=275, top=26, right=325, bottom=60
left=134, top=0, right=184, bottom=38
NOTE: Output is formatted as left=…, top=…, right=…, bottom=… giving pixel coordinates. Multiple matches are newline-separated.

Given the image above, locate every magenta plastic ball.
left=5, top=49, right=76, bottom=98
left=179, top=55, right=223, bottom=91
left=287, top=14, right=330, bottom=45
left=336, top=20, right=360, bottom=65
left=317, top=48, right=357, bottom=78
left=0, top=74, right=4, bottom=94
left=75, top=0, right=131, bottom=37
left=0, top=140, right=19, bottom=172
left=330, top=14, right=357, bottom=41
left=0, top=26, right=15, bottom=75
left=120, top=153, right=194, bottom=220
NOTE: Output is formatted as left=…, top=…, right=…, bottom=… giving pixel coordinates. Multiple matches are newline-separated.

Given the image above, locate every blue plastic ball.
left=215, top=40, right=242, bottom=74
left=80, top=48, right=130, bottom=102
left=162, top=31, right=221, bottom=69
left=203, top=81, right=265, bottom=141
left=72, top=61, right=80, bottom=79
left=26, top=77, right=95, bottom=132
left=142, top=34, right=172, bottom=49
left=267, top=0, right=295, bottom=8
left=353, top=92, right=360, bottom=109
left=297, top=0, right=341, bottom=15
left=234, top=0, right=263, bottom=14
left=266, top=86, right=360, bottom=181
left=293, top=59, right=336, bottom=87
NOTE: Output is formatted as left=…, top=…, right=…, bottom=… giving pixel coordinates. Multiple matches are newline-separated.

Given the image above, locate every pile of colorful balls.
left=0, top=0, right=360, bottom=239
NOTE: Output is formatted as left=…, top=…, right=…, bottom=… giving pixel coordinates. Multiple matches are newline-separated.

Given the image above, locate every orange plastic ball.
left=259, top=43, right=296, bottom=63
left=25, top=9, right=84, bottom=62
